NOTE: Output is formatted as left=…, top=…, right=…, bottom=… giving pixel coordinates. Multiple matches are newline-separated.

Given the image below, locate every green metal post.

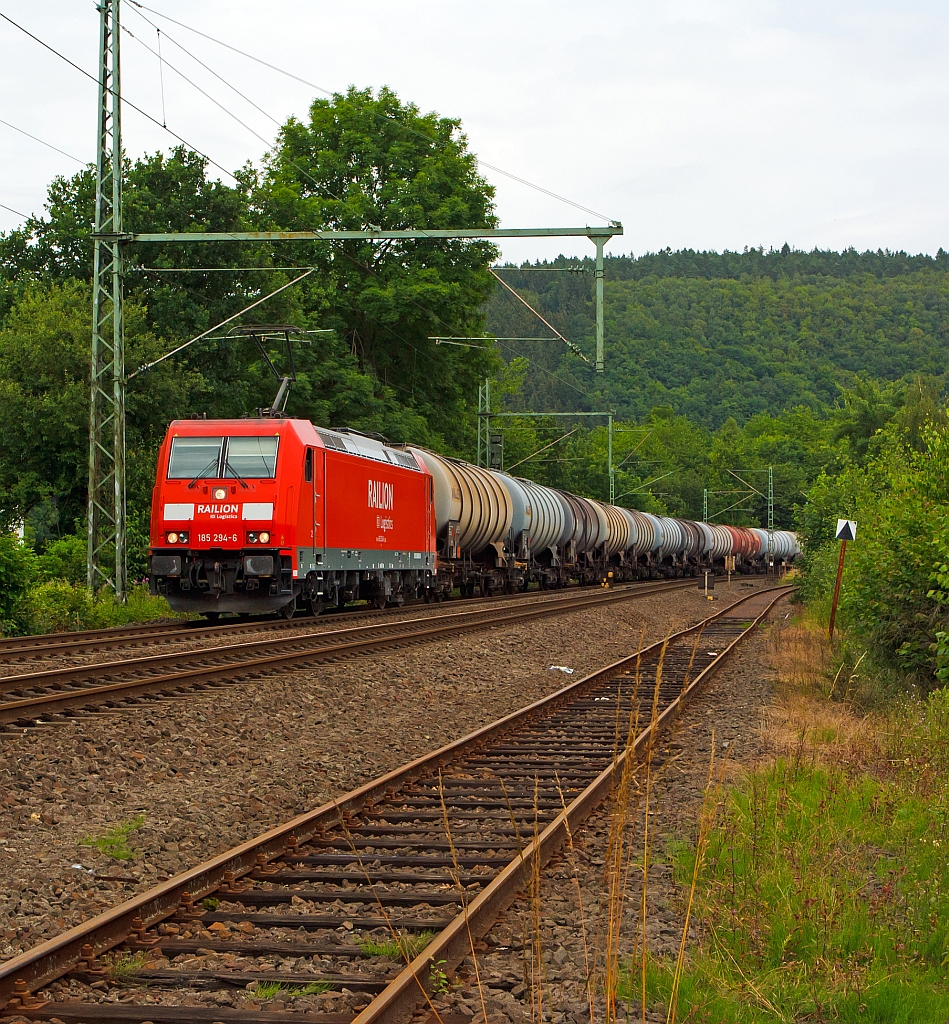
left=703, top=488, right=708, bottom=523
left=593, top=237, right=605, bottom=373
left=477, top=382, right=484, bottom=467
left=768, top=464, right=775, bottom=574
left=484, top=380, right=491, bottom=469
left=87, top=0, right=126, bottom=600
left=608, top=414, right=614, bottom=503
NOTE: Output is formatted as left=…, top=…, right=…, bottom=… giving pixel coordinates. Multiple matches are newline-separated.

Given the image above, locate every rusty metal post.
left=828, top=539, right=847, bottom=637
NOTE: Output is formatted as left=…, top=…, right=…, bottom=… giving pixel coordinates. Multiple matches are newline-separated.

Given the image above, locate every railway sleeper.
left=0, top=586, right=791, bottom=1024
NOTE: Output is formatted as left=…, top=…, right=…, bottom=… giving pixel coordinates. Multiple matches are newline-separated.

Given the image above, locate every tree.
left=0, top=282, right=198, bottom=538
left=253, top=86, right=501, bottom=449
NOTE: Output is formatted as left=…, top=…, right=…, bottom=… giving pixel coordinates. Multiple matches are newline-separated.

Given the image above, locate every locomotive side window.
left=167, top=436, right=224, bottom=479
left=223, top=436, right=279, bottom=479
left=304, top=448, right=313, bottom=482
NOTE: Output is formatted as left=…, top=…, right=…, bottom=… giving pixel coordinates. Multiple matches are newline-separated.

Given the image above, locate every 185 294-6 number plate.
left=197, top=532, right=239, bottom=544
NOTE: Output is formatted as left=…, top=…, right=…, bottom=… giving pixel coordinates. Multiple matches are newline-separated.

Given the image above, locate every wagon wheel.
left=203, top=611, right=220, bottom=622
left=279, top=601, right=296, bottom=620
left=372, top=593, right=387, bottom=610
left=309, top=596, right=324, bottom=617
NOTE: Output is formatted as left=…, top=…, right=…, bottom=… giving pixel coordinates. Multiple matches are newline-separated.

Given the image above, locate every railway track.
left=0, top=579, right=702, bottom=730
left=0, top=577, right=715, bottom=664
left=0, top=584, right=793, bottom=1024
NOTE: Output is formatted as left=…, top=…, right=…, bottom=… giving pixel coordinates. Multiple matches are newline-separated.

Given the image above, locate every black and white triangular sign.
left=835, top=519, right=857, bottom=542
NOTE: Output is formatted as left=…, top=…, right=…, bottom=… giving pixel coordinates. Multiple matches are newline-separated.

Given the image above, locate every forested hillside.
left=487, top=249, right=949, bottom=427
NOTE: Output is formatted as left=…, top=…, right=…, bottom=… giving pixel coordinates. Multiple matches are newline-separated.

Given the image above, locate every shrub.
left=19, top=581, right=179, bottom=635
left=800, top=421, right=949, bottom=690
left=0, top=532, right=36, bottom=630
left=34, top=533, right=86, bottom=585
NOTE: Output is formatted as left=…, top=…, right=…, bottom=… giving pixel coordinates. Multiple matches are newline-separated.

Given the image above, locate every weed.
left=631, top=614, right=949, bottom=1022
left=104, top=950, right=150, bottom=986
left=357, top=930, right=435, bottom=960
left=80, top=813, right=145, bottom=861
left=202, top=897, right=220, bottom=912
left=428, top=958, right=449, bottom=994
left=252, top=980, right=332, bottom=999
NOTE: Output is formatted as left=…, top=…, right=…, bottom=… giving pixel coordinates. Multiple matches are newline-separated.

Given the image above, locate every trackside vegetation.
left=626, top=618, right=949, bottom=1022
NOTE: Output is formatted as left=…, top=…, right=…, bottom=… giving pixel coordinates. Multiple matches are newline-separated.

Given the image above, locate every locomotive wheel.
left=309, top=596, right=323, bottom=617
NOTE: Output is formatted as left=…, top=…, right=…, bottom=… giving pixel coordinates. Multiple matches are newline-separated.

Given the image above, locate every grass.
left=80, top=813, right=145, bottom=861
left=357, top=930, right=436, bottom=960
left=104, top=950, right=151, bottom=985
left=621, top=615, right=949, bottom=1022
left=252, top=980, right=333, bottom=999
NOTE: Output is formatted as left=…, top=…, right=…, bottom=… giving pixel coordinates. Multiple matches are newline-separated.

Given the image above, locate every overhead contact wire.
left=0, top=9, right=238, bottom=183
left=0, top=118, right=86, bottom=165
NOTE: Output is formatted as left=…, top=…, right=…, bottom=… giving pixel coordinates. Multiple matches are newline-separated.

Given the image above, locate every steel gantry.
left=85, top=2, right=622, bottom=597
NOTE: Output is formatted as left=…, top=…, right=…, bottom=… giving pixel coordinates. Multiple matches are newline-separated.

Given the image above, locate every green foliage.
left=16, top=582, right=179, bottom=637
left=632, top=728, right=949, bottom=1022
left=487, top=253, right=949, bottom=430
left=252, top=980, right=332, bottom=999
left=357, top=930, right=435, bottom=960
left=80, top=813, right=146, bottom=861
left=254, top=85, right=501, bottom=451
left=0, top=533, right=36, bottom=627
left=0, top=280, right=198, bottom=536
left=0, top=89, right=501, bottom=539
left=34, top=534, right=86, bottom=585
left=799, top=419, right=949, bottom=688
left=104, top=950, right=151, bottom=986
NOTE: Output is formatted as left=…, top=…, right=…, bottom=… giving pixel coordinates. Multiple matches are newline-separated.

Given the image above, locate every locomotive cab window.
left=223, top=436, right=279, bottom=478
left=167, top=435, right=279, bottom=480
left=304, top=448, right=313, bottom=482
left=167, top=436, right=224, bottom=479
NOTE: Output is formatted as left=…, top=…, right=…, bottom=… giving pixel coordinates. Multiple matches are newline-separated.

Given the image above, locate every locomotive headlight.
left=212, top=486, right=228, bottom=500
left=166, top=531, right=179, bottom=544
left=258, top=531, right=270, bottom=544
left=178, top=532, right=189, bottom=544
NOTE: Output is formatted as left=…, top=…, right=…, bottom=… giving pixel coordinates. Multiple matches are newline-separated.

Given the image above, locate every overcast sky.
left=0, top=0, right=946, bottom=263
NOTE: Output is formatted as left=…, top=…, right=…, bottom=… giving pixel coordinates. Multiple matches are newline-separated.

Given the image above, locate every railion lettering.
left=368, top=480, right=394, bottom=510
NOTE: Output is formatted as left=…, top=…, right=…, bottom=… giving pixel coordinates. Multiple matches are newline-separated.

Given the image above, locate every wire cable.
left=121, top=24, right=273, bottom=149
left=127, top=3, right=281, bottom=131
left=0, top=117, right=85, bottom=165
left=129, top=0, right=618, bottom=223
left=0, top=201, right=28, bottom=219
left=0, top=9, right=238, bottom=183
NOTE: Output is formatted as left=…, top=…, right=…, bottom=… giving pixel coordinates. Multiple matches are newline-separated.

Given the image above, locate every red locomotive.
left=148, top=418, right=437, bottom=618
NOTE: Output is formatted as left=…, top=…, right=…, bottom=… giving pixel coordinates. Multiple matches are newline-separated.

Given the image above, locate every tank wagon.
left=149, top=416, right=800, bottom=617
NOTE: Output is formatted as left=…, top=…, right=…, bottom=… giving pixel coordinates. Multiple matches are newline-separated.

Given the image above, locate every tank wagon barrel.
left=148, top=419, right=800, bottom=616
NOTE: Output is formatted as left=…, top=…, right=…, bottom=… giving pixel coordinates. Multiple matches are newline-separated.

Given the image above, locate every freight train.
left=148, top=416, right=800, bottom=618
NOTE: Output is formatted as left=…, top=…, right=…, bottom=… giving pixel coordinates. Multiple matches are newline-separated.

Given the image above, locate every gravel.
left=416, top=597, right=792, bottom=1024
left=0, top=580, right=768, bottom=972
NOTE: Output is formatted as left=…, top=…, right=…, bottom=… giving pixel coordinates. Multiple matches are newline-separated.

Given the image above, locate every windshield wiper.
left=223, top=459, right=250, bottom=489
left=187, top=458, right=220, bottom=489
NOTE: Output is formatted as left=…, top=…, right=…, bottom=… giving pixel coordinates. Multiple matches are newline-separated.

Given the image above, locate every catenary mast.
left=87, top=0, right=127, bottom=599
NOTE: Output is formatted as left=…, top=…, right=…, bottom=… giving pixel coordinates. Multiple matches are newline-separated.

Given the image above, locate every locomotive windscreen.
left=167, top=435, right=279, bottom=480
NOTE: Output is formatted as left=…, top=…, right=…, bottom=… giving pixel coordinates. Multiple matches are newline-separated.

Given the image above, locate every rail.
left=0, top=585, right=793, bottom=1022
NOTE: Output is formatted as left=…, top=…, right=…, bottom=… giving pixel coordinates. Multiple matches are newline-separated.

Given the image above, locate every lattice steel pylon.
left=86, top=0, right=126, bottom=599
